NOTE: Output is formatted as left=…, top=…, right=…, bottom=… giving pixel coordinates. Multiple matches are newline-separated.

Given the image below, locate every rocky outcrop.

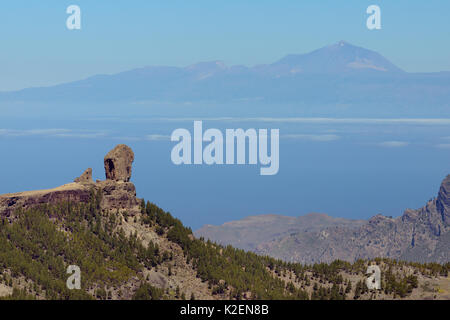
left=0, top=184, right=93, bottom=218
left=104, top=144, right=134, bottom=182
left=74, top=168, right=93, bottom=184
left=0, top=145, right=140, bottom=218
left=436, top=175, right=450, bottom=226
left=96, top=180, right=139, bottom=214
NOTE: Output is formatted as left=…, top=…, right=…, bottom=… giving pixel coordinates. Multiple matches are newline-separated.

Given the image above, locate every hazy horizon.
left=1, top=1, right=450, bottom=91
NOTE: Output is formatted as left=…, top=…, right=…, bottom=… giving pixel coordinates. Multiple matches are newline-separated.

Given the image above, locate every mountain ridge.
left=1, top=41, right=449, bottom=117
left=196, top=175, right=450, bottom=264
left=271, top=40, right=404, bottom=74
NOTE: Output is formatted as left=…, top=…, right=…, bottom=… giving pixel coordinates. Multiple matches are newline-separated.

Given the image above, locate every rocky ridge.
left=198, top=176, right=450, bottom=264
left=0, top=144, right=140, bottom=219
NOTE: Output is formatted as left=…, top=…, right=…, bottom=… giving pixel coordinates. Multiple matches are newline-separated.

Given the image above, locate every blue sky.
left=0, top=0, right=449, bottom=91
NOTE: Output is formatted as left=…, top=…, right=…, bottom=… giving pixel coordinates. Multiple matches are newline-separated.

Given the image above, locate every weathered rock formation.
left=0, top=145, right=140, bottom=218
left=436, top=174, right=450, bottom=226
left=74, top=168, right=93, bottom=184
left=104, top=144, right=134, bottom=182
left=0, top=184, right=93, bottom=218
left=96, top=180, right=139, bottom=214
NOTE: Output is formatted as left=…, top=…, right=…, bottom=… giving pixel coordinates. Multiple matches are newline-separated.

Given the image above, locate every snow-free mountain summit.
left=1, top=41, right=449, bottom=117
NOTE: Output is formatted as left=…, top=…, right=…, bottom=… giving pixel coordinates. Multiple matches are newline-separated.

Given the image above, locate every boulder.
left=104, top=144, right=134, bottom=182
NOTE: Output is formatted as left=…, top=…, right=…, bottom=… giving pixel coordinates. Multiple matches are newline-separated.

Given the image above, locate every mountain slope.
left=196, top=213, right=365, bottom=252
left=270, top=40, right=404, bottom=74
left=0, top=144, right=448, bottom=300
left=198, top=176, right=450, bottom=265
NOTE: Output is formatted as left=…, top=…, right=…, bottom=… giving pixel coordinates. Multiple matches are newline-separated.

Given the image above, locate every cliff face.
left=437, top=174, right=450, bottom=226
left=0, top=144, right=140, bottom=219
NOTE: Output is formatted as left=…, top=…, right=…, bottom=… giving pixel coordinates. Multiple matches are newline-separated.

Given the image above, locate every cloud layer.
left=377, top=141, right=410, bottom=148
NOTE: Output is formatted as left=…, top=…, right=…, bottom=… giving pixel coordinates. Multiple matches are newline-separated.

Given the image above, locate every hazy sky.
left=1, top=0, right=449, bottom=91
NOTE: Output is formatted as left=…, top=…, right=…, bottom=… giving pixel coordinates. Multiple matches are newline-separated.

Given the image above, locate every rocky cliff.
left=0, top=144, right=140, bottom=219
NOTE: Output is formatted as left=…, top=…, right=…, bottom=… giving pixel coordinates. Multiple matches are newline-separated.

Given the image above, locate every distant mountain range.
left=195, top=213, right=366, bottom=253
left=196, top=175, right=450, bottom=264
left=1, top=41, right=450, bottom=116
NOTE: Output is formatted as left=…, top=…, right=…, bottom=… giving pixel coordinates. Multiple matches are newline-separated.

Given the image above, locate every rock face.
left=0, top=144, right=140, bottom=219
left=436, top=175, right=450, bottom=226
left=0, top=184, right=93, bottom=218
left=96, top=180, right=139, bottom=214
left=104, top=144, right=134, bottom=182
left=74, top=168, right=93, bottom=184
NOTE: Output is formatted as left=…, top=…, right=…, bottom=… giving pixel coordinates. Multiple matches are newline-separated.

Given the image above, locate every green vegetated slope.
left=0, top=191, right=448, bottom=300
